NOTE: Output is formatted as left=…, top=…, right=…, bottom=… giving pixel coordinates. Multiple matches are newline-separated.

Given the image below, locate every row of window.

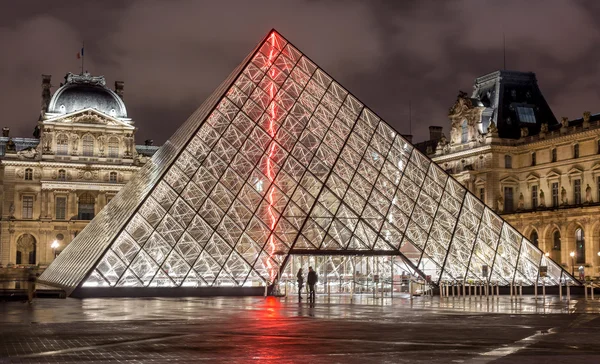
left=504, top=142, right=596, bottom=169
left=530, top=228, right=586, bottom=264
left=23, top=168, right=118, bottom=182
left=501, top=178, right=591, bottom=213
left=21, top=193, right=114, bottom=220
left=56, top=134, right=120, bottom=157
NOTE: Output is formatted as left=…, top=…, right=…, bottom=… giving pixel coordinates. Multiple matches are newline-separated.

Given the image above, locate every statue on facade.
left=540, top=123, right=548, bottom=133
left=97, top=135, right=106, bottom=155
left=518, top=192, right=524, bottom=210
left=583, top=111, right=591, bottom=128
left=539, top=189, right=545, bottom=207
left=520, top=127, right=529, bottom=138
left=17, top=147, right=38, bottom=159
left=9, top=203, right=15, bottom=217
left=561, top=117, right=569, bottom=128
left=586, top=184, right=592, bottom=203
left=123, top=135, right=134, bottom=156
left=70, top=133, right=79, bottom=154
left=43, top=131, right=53, bottom=152
left=561, top=186, right=567, bottom=205
left=6, top=138, right=16, bottom=152
left=497, top=192, right=504, bottom=213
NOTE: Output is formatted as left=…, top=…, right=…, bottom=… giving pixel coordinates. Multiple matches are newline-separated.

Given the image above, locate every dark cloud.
left=1, top=0, right=600, bottom=144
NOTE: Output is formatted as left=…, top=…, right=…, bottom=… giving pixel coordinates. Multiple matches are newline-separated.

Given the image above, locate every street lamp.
left=545, top=252, right=550, bottom=257
left=570, top=251, right=575, bottom=276
left=51, top=240, right=59, bottom=258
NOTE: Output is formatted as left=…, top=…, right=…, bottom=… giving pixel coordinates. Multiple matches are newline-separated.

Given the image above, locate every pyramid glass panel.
left=39, top=29, right=577, bottom=297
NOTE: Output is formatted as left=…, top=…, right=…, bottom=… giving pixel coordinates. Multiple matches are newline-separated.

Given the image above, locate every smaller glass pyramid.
left=39, top=30, right=577, bottom=296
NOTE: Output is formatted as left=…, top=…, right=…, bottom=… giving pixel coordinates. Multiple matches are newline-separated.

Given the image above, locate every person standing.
left=296, top=268, right=304, bottom=300
left=307, top=266, right=318, bottom=302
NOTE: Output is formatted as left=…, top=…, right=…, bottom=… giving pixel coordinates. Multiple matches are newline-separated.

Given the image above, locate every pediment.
left=546, top=169, right=562, bottom=180
left=44, top=108, right=134, bottom=129
left=499, top=175, right=519, bottom=185
left=525, top=172, right=540, bottom=183
left=567, top=166, right=584, bottom=176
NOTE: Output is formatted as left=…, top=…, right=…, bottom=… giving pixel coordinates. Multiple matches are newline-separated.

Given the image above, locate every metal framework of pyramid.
left=39, top=29, right=577, bottom=296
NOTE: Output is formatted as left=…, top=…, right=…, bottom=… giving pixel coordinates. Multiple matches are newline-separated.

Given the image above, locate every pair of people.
left=296, top=267, right=318, bottom=301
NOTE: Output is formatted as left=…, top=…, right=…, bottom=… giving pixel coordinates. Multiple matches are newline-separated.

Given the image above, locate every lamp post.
left=570, top=251, right=575, bottom=276
left=51, top=240, right=59, bottom=259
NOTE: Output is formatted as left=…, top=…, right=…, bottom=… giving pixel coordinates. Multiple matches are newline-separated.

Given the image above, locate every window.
left=552, top=182, right=559, bottom=207
left=504, top=187, right=514, bottom=213
left=597, top=140, right=600, bottom=154
left=531, top=152, right=536, bottom=166
left=78, top=193, right=95, bottom=220
left=22, top=196, right=33, bottom=219
left=531, top=185, right=538, bottom=209
left=24, top=168, right=33, bottom=181
left=551, top=148, right=557, bottom=163
left=82, top=135, right=94, bottom=157
left=58, top=169, right=66, bottom=181
left=516, top=106, right=536, bottom=123
left=479, top=187, right=485, bottom=202
left=574, top=179, right=582, bottom=205
left=55, top=197, right=67, bottom=220
left=530, top=230, right=539, bottom=247
left=553, top=230, right=561, bottom=250
left=575, top=228, right=585, bottom=264
left=57, top=134, right=68, bottom=155
left=461, top=120, right=468, bottom=143
left=109, top=171, right=117, bottom=183
left=106, top=196, right=113, bottom=205
left=504, top=155, right=512, bottom=169
left=574, top=144, right=579, bottom=159
left=108, top=137, right=119, bottom=158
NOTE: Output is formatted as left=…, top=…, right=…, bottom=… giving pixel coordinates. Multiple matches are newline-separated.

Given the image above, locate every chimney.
left=114, top=81, right=124, bottom=99
left=429, top=126, right=443, bottom=140
left=144, top=139, right=154, bottom=146
left=2, top=127, right=9, bottom=137
left=41, top=74, right=52, bottom=113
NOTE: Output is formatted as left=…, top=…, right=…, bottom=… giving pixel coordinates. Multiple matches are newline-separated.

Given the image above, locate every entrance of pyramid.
left=276, top=254, right=431, bottom=298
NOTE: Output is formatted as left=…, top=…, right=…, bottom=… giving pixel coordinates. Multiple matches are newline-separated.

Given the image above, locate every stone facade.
left=425, top=70, right=600, bottom=279
left=0, top=72, right=158, bottom=267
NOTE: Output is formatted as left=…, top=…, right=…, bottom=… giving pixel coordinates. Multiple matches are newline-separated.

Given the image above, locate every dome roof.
left=47, top=72, right=127, bottom=119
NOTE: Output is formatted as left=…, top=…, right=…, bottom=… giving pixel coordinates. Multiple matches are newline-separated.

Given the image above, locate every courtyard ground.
left=1, top=294, right=600, bottom=363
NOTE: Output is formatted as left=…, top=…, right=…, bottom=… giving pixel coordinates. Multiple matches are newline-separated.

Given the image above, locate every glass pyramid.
left=39, top=30, right=577, bottom=296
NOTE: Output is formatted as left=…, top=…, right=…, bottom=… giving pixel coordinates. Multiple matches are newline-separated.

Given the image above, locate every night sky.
left=2, top=0, right=600, bottom=145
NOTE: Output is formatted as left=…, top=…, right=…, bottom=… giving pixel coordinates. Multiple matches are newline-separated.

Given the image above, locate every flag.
left=76, top=46, right=84, bottom=59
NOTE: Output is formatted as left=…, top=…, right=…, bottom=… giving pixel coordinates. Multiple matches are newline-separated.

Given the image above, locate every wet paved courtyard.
left=1, top=294, right=600, bottom=363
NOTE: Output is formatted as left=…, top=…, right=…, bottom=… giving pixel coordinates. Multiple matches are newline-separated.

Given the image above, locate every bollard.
left=592, top=285, right=595, bottom=300
left=496, top=283, right=499, bottom=299
left=485, top=282, right=489, bottom=301
left=585, top=283, right=588, bottom=300
left=534, top=283, right=538, bottom=300
left=559, top=282, right=562, bottom=300
left=264, top=285, right=268, bottom=297
left=567, top=282, right=571, bottom=301
left=542, top=280, right=546, bottom=301
left=409, top=280, right=413, bottom=301
left=452, top=283, right=455, bottom=297
left=509, top=282, right=513, bottom=299
left=519, top=283, right=523, bottom=297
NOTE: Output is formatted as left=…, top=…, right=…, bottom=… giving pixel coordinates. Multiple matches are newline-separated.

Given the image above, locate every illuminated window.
left=531, top=185, right=538, bottom=209
left=22, top=196, right=33, bottom=219
left=552, top=182, right=559, bottom=207
left=109, top=171, right=117, bottom=183
left=504, top=187, right=514, bottom=213
left=573, top=144, right=579, bottom=159
left=24, top=168, right=33, bottom=181
left=516, top=106, right=536, bottom=123
left=57, top=134, right=68, bottom=155
left=575, top=228, right=585, bottom=264
left=530, top=230, right=538, bottom=247
left=108, top=137, right=119, bottom=158
left=83, top=135, right=94, bottom=157
left=479, top=187, right=485, bottom=202
left=78, top=193, right=95, bottom=220
left=504, top=155, right=512, bottom=169
left=553, top=230, right=561, bottom=250
left=58, top=169, right=66, bottom=181
left=55, top=197, right=67, bottom=220
left=574, top=179, right=582, bottom=205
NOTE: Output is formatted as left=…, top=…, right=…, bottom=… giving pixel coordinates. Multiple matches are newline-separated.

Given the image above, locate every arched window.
left=82, top=135, right=94, bottom=157
left=108, top=137, right=119, bottom=158
left=58, top=169, right=66, bottom=181
left=24, top=168, right=33, bottom=181
left=78, top=192, right=95, bottom=220
left=575, top=228, right=585, bottom=264
left=530, top=230, right=539, bottom=247
left=553, top=230, right=561, bottom=251
left=109, top=171, right=117, bottom=183
left=461, top=120, right=468, bottom=143
left=57, top=134, right=68, bottom=155
left=504, top=155, right=512, bottom=169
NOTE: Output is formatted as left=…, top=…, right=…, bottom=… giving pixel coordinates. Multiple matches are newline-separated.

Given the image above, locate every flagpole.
left=81, top=42, right=85, bottom=74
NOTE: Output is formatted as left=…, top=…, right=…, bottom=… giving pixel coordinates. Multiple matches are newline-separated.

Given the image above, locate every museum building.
left=0, top=72, right=158, bottom=268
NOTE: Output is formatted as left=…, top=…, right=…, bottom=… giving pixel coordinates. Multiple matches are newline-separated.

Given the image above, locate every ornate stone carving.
left=448, top=91, right=474, bottom=117
left=497, top=190, right=504, bottom=213
left=123, top=134, right=134, bottom=156
left=43, top=130, right=53, bottom=152
left=539, top=189, right=545, bottom=207
left=17, top=147, right=38, bottom=160
left=70, top=110, right=112, bottom=125
left=520, top=127, right=529, bottom=138
left=561, top=117, right=569, bottom=128
left=97, top=135, right=106, bottom=154
left=16, top=169, right=24, bottom=178
left=586, top=184, right=592, bottom=203
left=6, top=138, right=16, bottom=152
left=517, top=192, right=524, bottom=210
left=561, top=186, right=567, bottom=205
left=540, top=123, right=548, bottom=133
left=66, top=72, right=106, bottom=86
left=70, top=133, right=79, bottom=154
left=583, top=111, right=591, bottom=128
